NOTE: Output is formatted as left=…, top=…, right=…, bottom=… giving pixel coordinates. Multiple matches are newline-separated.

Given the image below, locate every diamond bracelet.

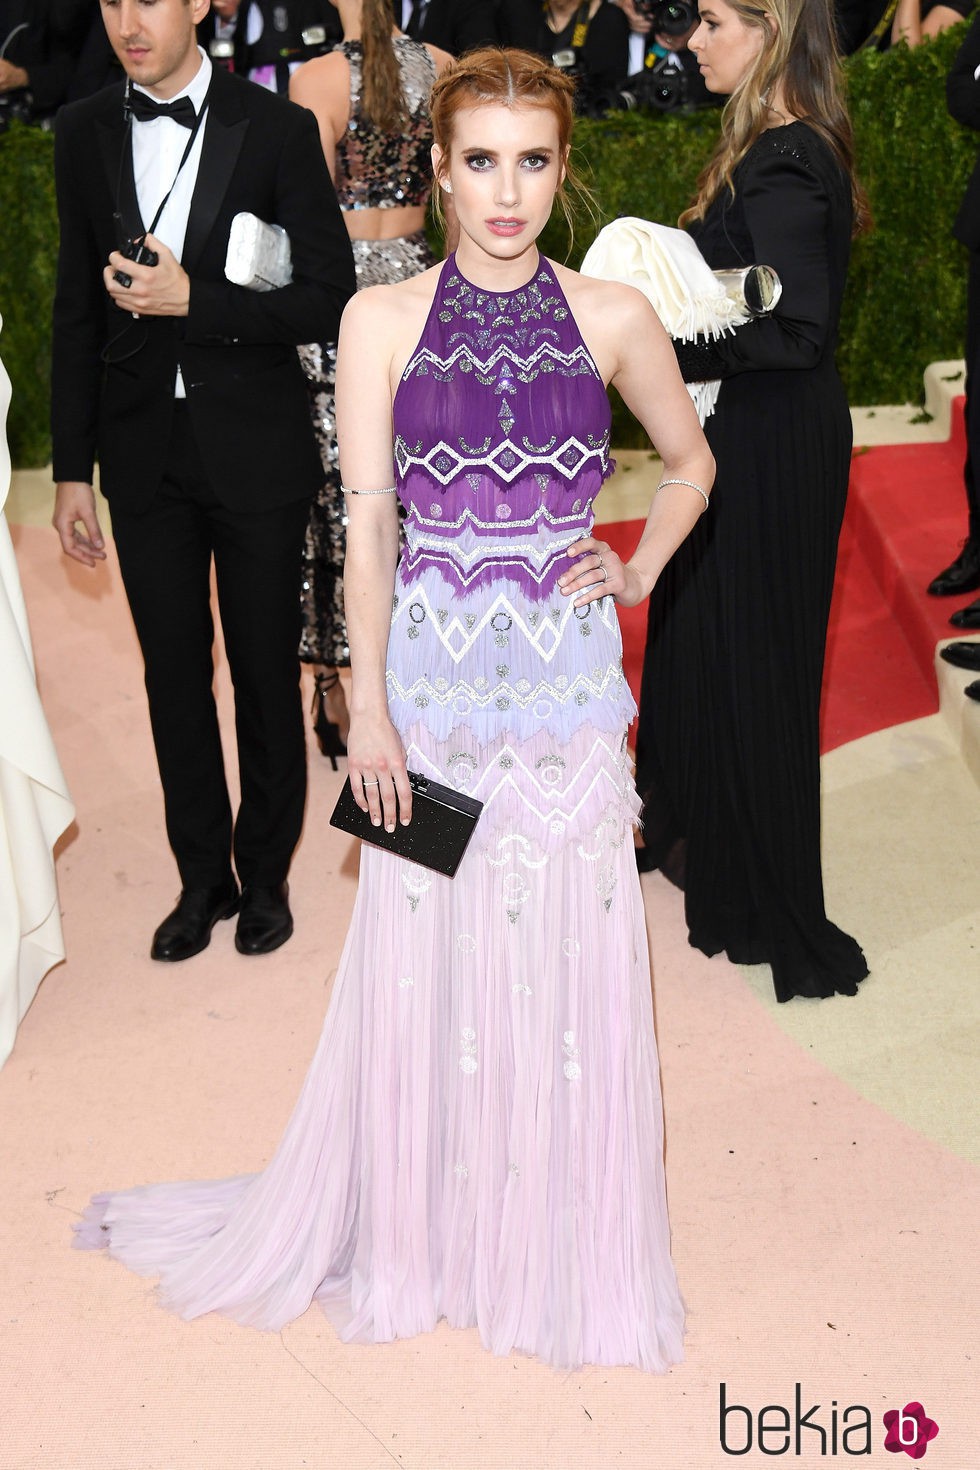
left=657, top=477, right=710, bottom=513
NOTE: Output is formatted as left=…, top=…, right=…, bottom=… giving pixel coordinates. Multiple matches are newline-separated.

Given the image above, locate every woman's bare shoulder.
left=291, top=50, right=349, bottom=90
left=424, top=43, right=455, bottom=75
left=551, top=261, right=659, bottom=329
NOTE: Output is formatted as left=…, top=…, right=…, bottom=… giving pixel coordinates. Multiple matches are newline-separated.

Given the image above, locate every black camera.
left=585, top=50, right=718, bottom=117
left=587, top=59, right=689, bottom=115
left=636, top=0, right=698, bottom=36
left=112, top=232, right=159, bottom=289
left=642, top=54, right=691, bottom=110
left=551, top=45, right=594, bottom=112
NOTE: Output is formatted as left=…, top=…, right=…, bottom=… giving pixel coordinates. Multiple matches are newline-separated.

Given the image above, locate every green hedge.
left=0, top=124, right=57, bottom=467
left=837, top=33, right=975, bottom=403
left=1, top=27, right=977, bottom=465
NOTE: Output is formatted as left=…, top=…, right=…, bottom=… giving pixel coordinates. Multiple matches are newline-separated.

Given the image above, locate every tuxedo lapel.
left=182, top=75, right=249, bottom=275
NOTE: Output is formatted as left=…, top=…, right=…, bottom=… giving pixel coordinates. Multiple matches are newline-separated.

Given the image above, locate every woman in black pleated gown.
left=634, top=0, right=870, bottom=1002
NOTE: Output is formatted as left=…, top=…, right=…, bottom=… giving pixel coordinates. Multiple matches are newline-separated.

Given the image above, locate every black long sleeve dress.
left=634, top=122, right=869, bottom=1003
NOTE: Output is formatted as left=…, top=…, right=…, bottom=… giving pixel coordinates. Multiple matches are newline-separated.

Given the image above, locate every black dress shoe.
left=939, top=640, right=980, bottom=671
left=949, top=597, right=980, bottom=630
left=927, top=539, right=980, bottom=596
left=966, top=680, right=980, bottom=702
left=235, top=882, right=293, bottom=955
left=150, top=881, right=240, bottom=962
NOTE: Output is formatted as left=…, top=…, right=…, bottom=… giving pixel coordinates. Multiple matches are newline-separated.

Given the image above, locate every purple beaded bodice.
left=386, top=252, right=633, bottom=802
left=393, top=255, right=613, bottom=599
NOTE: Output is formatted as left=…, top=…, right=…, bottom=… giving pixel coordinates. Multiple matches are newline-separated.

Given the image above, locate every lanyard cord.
left=544, top=1, right=593, bottom=51
left=859, top=0, right=901, bottom=49
left=115, top=77, right=211, bottom=244
left=104, top=81, right=211, bottom=366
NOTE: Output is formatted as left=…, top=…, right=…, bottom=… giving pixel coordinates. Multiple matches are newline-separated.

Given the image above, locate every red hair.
left=429, top=48, right=592, bottom=239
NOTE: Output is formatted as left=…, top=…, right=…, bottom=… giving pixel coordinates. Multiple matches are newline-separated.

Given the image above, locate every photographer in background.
left=197, top=0, right=244, bottom=74
left=233, top=0, right=341, bottom=92
left=0, top=0, right=89, bottom=128
left=389, top=0, right=499, bottom=52
left=498, top=0, right=630, bottom=108
left=614, top=0, right=721, bottom=112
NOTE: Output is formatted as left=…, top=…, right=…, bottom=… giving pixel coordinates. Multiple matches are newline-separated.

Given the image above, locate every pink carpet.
left=0, top=425, right=976, bottom=1465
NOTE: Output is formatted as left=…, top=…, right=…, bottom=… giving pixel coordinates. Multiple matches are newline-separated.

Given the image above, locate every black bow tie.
left=129, top=90, right=197, bottom=128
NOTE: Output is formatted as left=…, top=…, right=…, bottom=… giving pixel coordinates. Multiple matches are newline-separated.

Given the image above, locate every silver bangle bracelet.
left=341, top=485, right=397, bottom=496
left=657, top=477, right=710, bottom=513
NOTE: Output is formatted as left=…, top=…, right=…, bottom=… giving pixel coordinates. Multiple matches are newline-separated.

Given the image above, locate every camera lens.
left=651, top=0, right=697, bottom=36
left=646, top=58, right=687, bottom=110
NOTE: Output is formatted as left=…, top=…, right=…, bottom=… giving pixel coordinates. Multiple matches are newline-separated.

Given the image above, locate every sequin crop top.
left=333, top=38, right=437, bottom=212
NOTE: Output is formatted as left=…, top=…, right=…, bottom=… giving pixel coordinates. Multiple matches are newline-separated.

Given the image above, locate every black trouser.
left=963, top=249, right=980, bottom=542
left=110, top=405, right=311, bottom=890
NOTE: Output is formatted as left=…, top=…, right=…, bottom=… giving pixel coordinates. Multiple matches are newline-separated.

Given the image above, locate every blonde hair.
left=428, top=47, right=596, bottom=245
left=680, top=0, right=869, bottom=236
left=360, top=0, right=407, bottom=132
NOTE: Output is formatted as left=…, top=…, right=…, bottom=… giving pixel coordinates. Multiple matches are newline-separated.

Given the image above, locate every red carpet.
left=599, top=399, right=975, bottom=754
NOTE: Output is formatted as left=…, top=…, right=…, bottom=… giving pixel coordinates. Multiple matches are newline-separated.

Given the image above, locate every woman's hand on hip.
left=558, top=536, right=648, bottom=609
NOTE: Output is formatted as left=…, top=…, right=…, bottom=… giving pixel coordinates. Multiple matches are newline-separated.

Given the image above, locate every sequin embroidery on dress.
left=333, top=38, right=437, bottom=211
left=389, top=256, right=638, bottom=849
left=297, top=34, right=437, bottom=665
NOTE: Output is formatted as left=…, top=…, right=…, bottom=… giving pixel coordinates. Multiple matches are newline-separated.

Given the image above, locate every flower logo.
left=883, top=1402, right=939, bottom=1459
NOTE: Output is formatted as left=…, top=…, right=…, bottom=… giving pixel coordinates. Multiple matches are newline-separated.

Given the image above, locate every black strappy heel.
left=311, top=671, right=348, bottom=770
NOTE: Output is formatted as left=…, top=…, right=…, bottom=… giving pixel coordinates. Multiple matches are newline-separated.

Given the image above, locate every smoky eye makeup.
left=459, top=149, right=556, bottom=171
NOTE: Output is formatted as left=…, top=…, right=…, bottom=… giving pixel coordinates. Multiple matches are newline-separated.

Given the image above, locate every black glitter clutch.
left=329, top=771, right=483, bottom=878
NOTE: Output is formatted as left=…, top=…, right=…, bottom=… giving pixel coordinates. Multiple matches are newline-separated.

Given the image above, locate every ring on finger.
left=600, top=566, right=608, bottom=583
left=362, top=778, right=380, bottom=786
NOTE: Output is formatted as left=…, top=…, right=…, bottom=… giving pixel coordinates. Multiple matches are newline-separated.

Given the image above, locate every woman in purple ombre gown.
left=73, top=50, right=714, bottom=1372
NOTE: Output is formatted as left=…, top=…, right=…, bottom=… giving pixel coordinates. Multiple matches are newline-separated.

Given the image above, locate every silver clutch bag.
left=224, top=212, right=293, bottom=292
left=713, top=264, right=782, bottom=316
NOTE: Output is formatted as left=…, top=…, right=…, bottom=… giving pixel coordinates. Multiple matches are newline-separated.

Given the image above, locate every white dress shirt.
left=628, top=31, right=647, bottom=74
left=131, top=48, right=213, bottom=396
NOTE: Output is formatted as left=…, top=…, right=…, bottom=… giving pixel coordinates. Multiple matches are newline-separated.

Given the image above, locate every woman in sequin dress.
left=290, top=0, right=452, bottom=761
left=634, top=0, right=870, bottom=1001
left=73, top=50, right=714, bottom=1371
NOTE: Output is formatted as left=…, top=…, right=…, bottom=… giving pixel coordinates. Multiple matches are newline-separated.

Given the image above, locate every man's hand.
left=53, top=482, right=107, bottom=567
left=104, top=234, right=190, bottom=317
left=0, top=60, right=30, bottom=93
left=616, top=0, right=653, bottom=34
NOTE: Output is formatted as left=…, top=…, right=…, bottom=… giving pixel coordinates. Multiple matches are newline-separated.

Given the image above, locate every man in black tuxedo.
left=51, top=0, right=356, bottom=960
left=390, top=0, right=498, bottom=52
